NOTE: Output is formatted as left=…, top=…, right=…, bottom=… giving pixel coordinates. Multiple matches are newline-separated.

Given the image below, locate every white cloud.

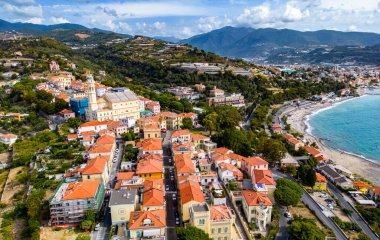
left=197, top=16, right=233, bottom=32
left=24, top=17, right=43, bottom=24
left=0, top=0, right=43, bottom=18
left=236, top=5, right=271, bottom=25
left=348, top=25, right=358, bottom=32
left=282, top=4, right=309, bottom=22
left=51, top=17, right=70, bottom=24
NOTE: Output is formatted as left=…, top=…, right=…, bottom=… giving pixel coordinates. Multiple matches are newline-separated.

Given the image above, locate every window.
left=218, top=228, right=221, bottom=233
left=87, top=175, right=90, bottom=179
left=199, top=219, right=205, bottom=225
left=224, top=227, right=228, bottom=233
left=251, top=209, right=256, bottom=214
left=77, top=202, right=80, bottom=205
left=211, top=228, right=214, bottom=234
left=218, top=238, right=221, bottom=240
left=224, top=237, right=227, bottom=240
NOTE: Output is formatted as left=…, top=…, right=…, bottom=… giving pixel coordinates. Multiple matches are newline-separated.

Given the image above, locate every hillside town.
left=0, top=36, right=379, bottom=240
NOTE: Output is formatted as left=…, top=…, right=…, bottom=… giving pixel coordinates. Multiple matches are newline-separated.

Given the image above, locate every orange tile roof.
left=60, top=109, right=74, bottom=114
left=370, top=187, right=380, bottom=195
left=173, top=142, right=195, bottom=152
left=117, top=172, right=135, bottom=181
left=80, top=120, right=107, bottom=127
left=143, top=179, right=164, bottom=207
left=82, top=156, right=108, bottom=175
left=81, top=130, right=96, bottom=136
left=171, top=129, right=190, bottom=137
left=90, top=144, right=113, bottom=154
left=177, top=174, right=200, bottom=184
left=136, top=155, right=163, bottom=175
left=128, top=209, right=166, bottom=230
left=253, top=170, right=275, bottom=186
left=159, top=111, right=179, bottom=118
left=198, top=159, right=210, bottom=165
left=288, top=138, right=302, bottom=145
left=354, top=181, right=373, bottom=189
left=96, top=134, right=115, bottom=145
left=213, top=147, right=233, bottom=155
left=62, top=181, right=100, bottom=200
left=191, top=134, right=210, bottom=141
left=56, top=93, right=70, bottom=101
left=212, top=152, right=230, bottom=162
left=175, top=154, right=195, bottom=174
left=304, top=146, right=322, bottom=157
left=242, top=190, right=272, bottom=206
left=179, top=112, right=196, bottom=118
left=67, top=133, right=77, bottom=140
left=218, top=162, right=243, bottom=180
left=179, top=180, right=205, bottom=205
left=138, top=138, right=162, bottom=151
left=82, top=136, right=94, bottom=142
left=228, top=153, right=247, bottom=162
left=282, top=133, right=294, bottom=140
left=316, top=173, right=328, bottom=183
left=244, top=156, right=268, bottom=166
left=209, top=205, right=233, bottom=221
left=145, top=123, right=159, bottom=129
left=146, top=101, right=160, bottom=107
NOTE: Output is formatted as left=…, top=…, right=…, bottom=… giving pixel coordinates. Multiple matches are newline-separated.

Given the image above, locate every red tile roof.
left=117, top=172, right=135, bottom=181
left=128, top=209, right=166, bottom=230
left=316, top=173, right=328, bottom=183
left=179, top=180, right=205, bottom=205
left=136, top=155, right=163, bottom=175
left=62, top=181, right=100, bottom=200
left=82, top=155, right=108, bottom=175
left=244, top=156, right=268, bottom=166
left=174, top=154, right=195, bottom=174
left=253, top=170, right=275, bottom=186
left=209, top=205, right=234, bottom=221
left=171, top=129, right=190, bottom=137
left=242, top=190, right=272, bottom=206
left=137, top=138, right=162, bottom=151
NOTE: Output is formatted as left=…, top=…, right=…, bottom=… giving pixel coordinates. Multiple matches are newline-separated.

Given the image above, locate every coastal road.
left=272, top=170, right=348, bottom=240
left=328, top=183, right=379, bottom=240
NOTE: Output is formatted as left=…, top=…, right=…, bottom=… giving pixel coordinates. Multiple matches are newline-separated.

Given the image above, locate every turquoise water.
left=307, top=95, right=380, bottom=162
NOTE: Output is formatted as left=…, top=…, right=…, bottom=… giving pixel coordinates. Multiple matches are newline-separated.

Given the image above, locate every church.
left=85, top=76, right=140, bottom=123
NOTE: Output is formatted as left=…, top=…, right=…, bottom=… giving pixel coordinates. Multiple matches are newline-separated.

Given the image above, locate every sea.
left=306, top=95, right=380, bottom=163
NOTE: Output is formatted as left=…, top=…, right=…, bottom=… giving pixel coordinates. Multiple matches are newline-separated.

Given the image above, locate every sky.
left=1, top=0, right=380, bottom=39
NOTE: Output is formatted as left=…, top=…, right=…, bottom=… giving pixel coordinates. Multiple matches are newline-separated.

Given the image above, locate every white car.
left=94, top=223, right=100, bottom=231
left=172, top=193, right=176, bottom=200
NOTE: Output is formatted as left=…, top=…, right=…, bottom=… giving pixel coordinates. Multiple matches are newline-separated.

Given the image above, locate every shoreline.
left=285, top=97, right=380, bottom=186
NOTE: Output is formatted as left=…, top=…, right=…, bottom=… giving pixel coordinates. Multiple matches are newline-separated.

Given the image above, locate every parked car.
left=175, top=217, right=180, bottom=225
left=161, top=128, right=167, bottom=133
left=284, top=212, right=292, bottom=218
left=166, top=185, right=169, bottom=191
left=95, top=223, right=100, bottom=231
left=172, top=193, right=176, bottom=200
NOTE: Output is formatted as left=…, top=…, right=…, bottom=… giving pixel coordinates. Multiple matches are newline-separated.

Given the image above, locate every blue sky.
left=1, top=0, right=380, bottom=38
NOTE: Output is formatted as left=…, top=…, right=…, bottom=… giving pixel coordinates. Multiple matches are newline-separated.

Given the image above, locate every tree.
left=288, top=217, right=326, bottom=240
left=81, top=220, right=93, bottom=232
left=203, top=112, right=218, bottom=135
left=274, top=178, right=302, bottom=206
left=297, top=165, right=316, bottom=187
left=176, top=226, right=211, bottom=240
left=182, top=117, right=193, bottom=129
left=258, top=138, right=286, bottom=166
left=284, top=165, right=297, bottom=176
left=54, top=98, right=69, bottom=113
left=84, top=210, right=96, bottom=222
left=76, top=234, right=91, bottom=240
left=67, top=117, right=80, bottom=128
left=26, top=189, right=45, bottom=219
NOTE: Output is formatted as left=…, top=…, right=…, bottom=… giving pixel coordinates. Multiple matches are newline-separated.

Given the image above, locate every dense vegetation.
left=274, top=178, right=303, bottom=206
left=288, top=216, right=326, bottom=240
left=356, top=206, right=380, bottom=235
left=176, top=226, right=211, bottom=240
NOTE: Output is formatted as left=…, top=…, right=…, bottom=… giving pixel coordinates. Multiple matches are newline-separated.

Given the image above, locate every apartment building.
left=81, top=155, right=109, bottom=186
left=127, top=209, right=166, bottom=239
left=158, top=112, right=183, bottom=130
left=207, top=93, right=245, bottom=108
left=189, top=203, right=236, bottom=240
left=242, top=190, right=272, bottom=231
left=136, top=154, right=164, bottom=180
left=49, top=181, right=105, bottom=226
left=109, top=189, right=138, bottom=225
left=179, top=180, right=206, bottom=222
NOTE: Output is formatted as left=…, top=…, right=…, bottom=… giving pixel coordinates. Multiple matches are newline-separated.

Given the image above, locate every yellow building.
left=189, top=203, right=236, bottom=240
left=85, top=75, right=140, bottom=122
left=109, top=189, right=138, bottom=225
left=179, top=180, right=205, bottom=222
left=143, top=123, right=161, bottom=139
left=242, top=190, right=273, bottom=231
left=136, top=154, right=163, bottom=180
left=314, top=173, right=328, bottom=191
left=158, top=112, right=183, bottom=130
left=128, top=209, right=166, bottom=239
left=81, top=155, right=109, bottom=186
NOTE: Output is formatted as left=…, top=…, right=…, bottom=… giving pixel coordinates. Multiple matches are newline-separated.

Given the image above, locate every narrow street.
left=91, top=140, right=125, bottom=240
left=162, top=131, right=179, bottom=240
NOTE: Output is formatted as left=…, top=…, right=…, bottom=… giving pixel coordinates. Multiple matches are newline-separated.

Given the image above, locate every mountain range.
left=180, top=26, right=380, bottom=62
left=0, top=19, right=130, bottom=45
